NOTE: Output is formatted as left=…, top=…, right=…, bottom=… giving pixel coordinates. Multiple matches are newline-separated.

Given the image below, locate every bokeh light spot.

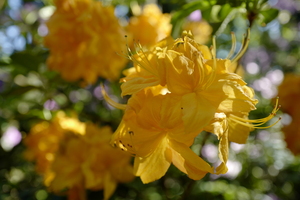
left=35, top=189, right=48, bottom=200
left=246, top=62, right=259, bottom=75
left=0, top=126, right=22, bottom=151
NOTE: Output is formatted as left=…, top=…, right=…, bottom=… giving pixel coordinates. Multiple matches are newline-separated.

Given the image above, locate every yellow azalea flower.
left=48, top=133, right=87, bottom=193
left=105, top=30, right=280, bottom=182
left=24, top=112, right=134, bottom=200
left=277, top=74, right=300, bottom=155
left=121, top=31, right=252, bottom=134
left=282, top=119, right=300, bottom=155
left=44, top=0, right=127, bottom=83
left=205, top=64, right=280, bottom=174
left=120, top=36, right=174, bottom=96
left=183, top=20, right=212, bottom=44
left=24, top=112, right=86, bottom=187
left=127, top=4, right=172, bottom=48
left=48, top=123, right=134, bottom=200
left=111, top=90, right=213, bottom=183
left=23, top=120, right=63, bottom=175
left=205, top=97, right=280, bottom=174
left=277, top=74, right=300, bottom=118
left=227, top=61, right=245, bottom=77
left=23, top=112, right=81, bottom=174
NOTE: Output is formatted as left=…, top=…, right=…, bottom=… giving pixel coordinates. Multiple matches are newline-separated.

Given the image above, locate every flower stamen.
left=100, top=84, right=127, bottom=110
left=231, top=29, right=250, bottom=64
left=228, top=97, right=281, bottom=129
left=203, top=36, right=217, bottom=90
left=226, top=32, right=236, bottom=59
left=126, top=42, right=160, bottom=78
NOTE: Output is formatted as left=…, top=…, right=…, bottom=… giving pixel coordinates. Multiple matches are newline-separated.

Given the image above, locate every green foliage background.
left=1, top=0, right=300, bottom=199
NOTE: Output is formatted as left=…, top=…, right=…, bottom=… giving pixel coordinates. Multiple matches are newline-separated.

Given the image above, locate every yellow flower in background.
left=277, top=74, right=300, bottom=118
left=48, top=123, right=134, bottom=200
left=44, top=0, right=127, bottom=83
left=127, top=4, right=172, bottom=48
left=183, top=20, right=212, bottom=44
left=112, top=90, right=213, bottom=183
left=23, top=120, right=63, bottom=175
left=24, top=112, right=134, bottom=200
left=277, top=74, right=300, bottom=155
left=48, top=133, right=87, bottom=194
left=282, top=120, right=300, bottom=155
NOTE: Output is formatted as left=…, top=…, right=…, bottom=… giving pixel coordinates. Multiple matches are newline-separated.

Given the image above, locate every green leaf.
left=171, top=0, right=217, bottom=37
left=0, top=59, right=10, bottom=66
left=210, top=4, right=233, bottom=23
left=216, top=0, right=248, bottom=7
left=171, top=1, right=215, bottom=23
left=260, top=8, right=279, bottom=25
left=1, top=85, right=39, bottom=96
left=219, top=3, right=232, bottom=20
left=210, top=5, right=222, bottom=22
left=11, top=51, right=43, bottom=70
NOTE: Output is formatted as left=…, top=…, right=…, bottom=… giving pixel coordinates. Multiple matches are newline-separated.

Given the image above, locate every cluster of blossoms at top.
left=104, top=31, right=280, bottom=183
left=127, top=4, right=172, bottom=48
left=24, top=112, right=134, bottom=200
left=277, top=74, right=300, bottom=155
left=44, top=0, right=128, bottom=83
left=44, top=0, right=173, bottom=84
left=182, top=10, right=212, bottom=45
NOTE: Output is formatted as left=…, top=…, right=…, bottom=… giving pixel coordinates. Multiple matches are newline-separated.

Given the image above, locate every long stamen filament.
left=226, top=32, right=236, bottom=59
left=203, top=36, right=217, bottom=89
left=127, top=42, right=160, bottom=78
left=198, top=55, right=205, bottom=86
left=229, top=116, right=281, bottom=129
left=101, top=84, right=127, bottom=110
left=231, top=29, right=250, bottom=64
left=228, top=97, right=281, bottom=129
left=135, top=43, right=154, bottom=70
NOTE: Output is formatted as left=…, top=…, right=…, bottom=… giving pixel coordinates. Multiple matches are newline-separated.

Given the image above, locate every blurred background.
left=0, top=0, right=300, bottom=199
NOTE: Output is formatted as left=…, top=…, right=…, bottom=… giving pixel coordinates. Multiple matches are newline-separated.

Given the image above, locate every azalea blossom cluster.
left=44, top=0, right=173, bottom=84
left=127, top=4, right=172, bottom=48
left=44, top=0, right=128, bottom=83
left=183, top=19, right=212, bottom=45
left=277, top=74, right=300, bottom=155
left=106, top=31, right=280, bottom=183
left=24, top=112, right=134, bottom=200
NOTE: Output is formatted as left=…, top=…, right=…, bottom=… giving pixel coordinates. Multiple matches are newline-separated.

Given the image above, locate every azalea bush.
left=1, top=0, right=300, bottom=200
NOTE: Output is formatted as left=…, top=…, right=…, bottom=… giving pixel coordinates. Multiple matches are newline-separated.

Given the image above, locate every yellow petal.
left=199, top=76, right=228, bottom=108
left=133, top=137, right=172, bottom=183
left=181, top=92, right=217, bottom=134
left=215, top=129, right=229, bottom=175
left=169, top=139, right=213, bottom=180
left=121, top=76, right=160, bottom=97
left=110, top=164, right=134, bottom=183
left=165, top=51, right=196, bottom=95
left=103, top=173, right=117, bottom=200
left=228, top=115, right=252, bottom=144
left=112, top=119, right=162, bottom=157
left=215, top=162, right=228, bottom=175
left=205, top=113, right=229, bottom=174
left=50, top=157, right=83, bottom=192
left=218, top=82, right=257, bottom=113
